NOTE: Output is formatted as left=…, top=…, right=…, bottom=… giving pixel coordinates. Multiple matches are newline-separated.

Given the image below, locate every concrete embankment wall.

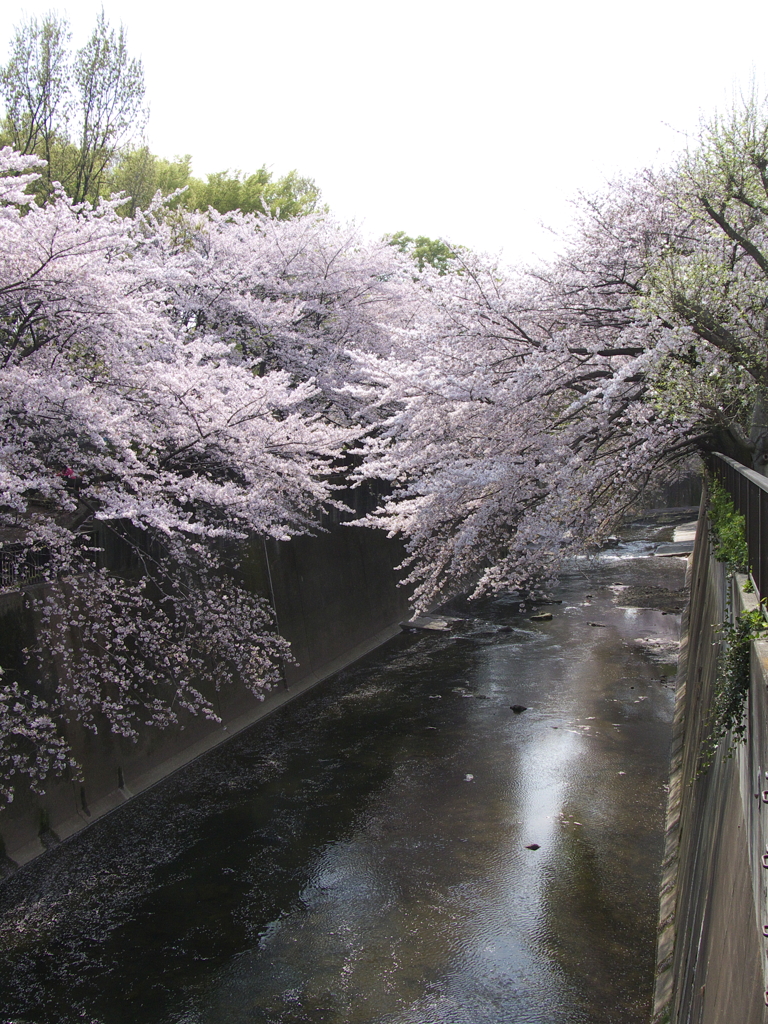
left=654, top=510, right=768, bottom=1023
left=0, top=521, right=411, bottom=869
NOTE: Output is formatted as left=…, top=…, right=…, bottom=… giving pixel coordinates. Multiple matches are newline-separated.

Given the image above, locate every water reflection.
left=0, top=515, right=688, bottom=1024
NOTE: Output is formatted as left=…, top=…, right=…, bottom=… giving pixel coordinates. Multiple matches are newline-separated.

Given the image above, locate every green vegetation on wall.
left=698, top=475, right=764, bottom=775
left=707, top=476, right=749, bottom=571
left=699, top=607, right=767, bottom=774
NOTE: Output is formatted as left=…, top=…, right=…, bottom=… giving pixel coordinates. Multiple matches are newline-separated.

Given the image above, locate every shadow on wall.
left=0, top=502, right=412, bottom=870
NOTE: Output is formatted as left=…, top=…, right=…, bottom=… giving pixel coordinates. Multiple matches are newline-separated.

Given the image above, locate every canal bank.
left=0, top=513, right=688, bottom=1024
left=0, top=518, right=412, bottom=868
left=653, top=486, right=768, bottom=1024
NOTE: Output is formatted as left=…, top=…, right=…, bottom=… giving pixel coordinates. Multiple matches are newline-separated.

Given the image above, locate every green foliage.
left=387, top=230, right=460, bottom=273
left=697, top=475, right=761, bottom=776
left=707, top=477, right=749, bottom=570
left=0, top=15, right=320, bottom=220
left=107, top=147, right=191, bottom=215
left=686, top=89, right=768, bottom=225
left=0, top=11, right=70, bottom=196
left=184, top=166, right=321, bottom=219
left=106, top=150, right=321, bottom=220
left=70, top=11, right=145, bottom=203
left=0, top=10, right=146, bottom=204
left=698, top=607, right=767, bottom=774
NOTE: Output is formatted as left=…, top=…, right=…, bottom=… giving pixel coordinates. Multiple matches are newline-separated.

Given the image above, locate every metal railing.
left=710, top=452, right=768, bottom=598
left=0, top=527, right=104, bottom=594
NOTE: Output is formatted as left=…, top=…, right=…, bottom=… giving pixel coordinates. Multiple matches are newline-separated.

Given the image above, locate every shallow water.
left=0, top=515, right=688, bottom=1024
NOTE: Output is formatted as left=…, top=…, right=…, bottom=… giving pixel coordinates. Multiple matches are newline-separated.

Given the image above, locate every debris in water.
left=588, top=622, right=607, bottom=627
left=525, top=843, right=541, bottom=850
left=464, top=774, right=474, bottom=782
left=510, top=705, right=528, bottom=713
left=530, top=612, right=553, bottom=621
left=402, top=614, right=465, bottom=632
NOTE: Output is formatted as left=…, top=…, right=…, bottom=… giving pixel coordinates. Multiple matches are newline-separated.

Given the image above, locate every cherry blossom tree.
left=349, top=175, right=696, bottom=610
left=0, top=147, right=403, bottom=800
left=135, top=205, right=415, bottom=422
left=636, top=95, right=768, bottom=470
left=351, top=126, right=768, bottom=612
left=6, top=90, right=768, bottom=802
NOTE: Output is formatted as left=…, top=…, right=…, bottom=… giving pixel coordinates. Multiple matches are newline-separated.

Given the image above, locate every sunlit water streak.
left=0, top=515, right=688, bottom=1024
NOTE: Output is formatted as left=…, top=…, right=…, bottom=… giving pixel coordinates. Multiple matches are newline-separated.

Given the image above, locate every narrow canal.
left=0, top=513, right=689, bottom=1024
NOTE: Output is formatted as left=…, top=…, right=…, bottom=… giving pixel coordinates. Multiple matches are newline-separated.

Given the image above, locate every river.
left=0, top=512, right=689, bottom=1024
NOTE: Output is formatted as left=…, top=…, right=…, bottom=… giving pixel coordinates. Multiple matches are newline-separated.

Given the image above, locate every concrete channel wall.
left=0, top=522, right=411, bottom=870
left=654, top=509, right=768, bottom=1023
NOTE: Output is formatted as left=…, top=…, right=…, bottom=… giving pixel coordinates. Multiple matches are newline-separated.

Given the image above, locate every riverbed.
left=0, top=513, right=689, bottom=1024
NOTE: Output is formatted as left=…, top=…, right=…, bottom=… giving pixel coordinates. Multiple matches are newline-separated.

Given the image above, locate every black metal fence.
left=0, top=543, right=52, bottom=591
left=710, top=452, right=768, bottom=599
left=0, top=523, right=139, bottom=595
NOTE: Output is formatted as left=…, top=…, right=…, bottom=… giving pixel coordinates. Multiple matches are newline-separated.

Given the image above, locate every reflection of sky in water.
left=192, top=546, right=681, bottom=1023
left=0, top=518, right=688, bottom=1024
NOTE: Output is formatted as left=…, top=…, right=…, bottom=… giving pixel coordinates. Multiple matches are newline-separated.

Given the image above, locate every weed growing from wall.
left=696, top=477, right=764, bottom=775
left=707, top=477, right=749, bottom=570
left=698, top=608, right=767, bottom=774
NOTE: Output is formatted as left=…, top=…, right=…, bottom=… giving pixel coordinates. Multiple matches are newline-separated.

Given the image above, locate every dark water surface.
left=0, top=516, right=689, bottom=1024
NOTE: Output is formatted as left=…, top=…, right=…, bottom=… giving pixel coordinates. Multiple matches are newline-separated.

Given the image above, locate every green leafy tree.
left=107, top=153, right=321, bottom=219
left=387, top=230, right=461, bottom=273
left=0, top=10, right=146, bottom=204
left=0, top=11, right=71, bottom=195
left=184, top=166, right=321, bottom=219
left=1, top=16, right=318, bottom=220
left=108, top=147, right=192, bottom=215
left=70, top=11, right=146, bottom=202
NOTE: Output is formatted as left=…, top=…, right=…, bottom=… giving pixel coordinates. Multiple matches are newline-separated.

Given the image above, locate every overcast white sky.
left=1, top=0, right=767, bottom=265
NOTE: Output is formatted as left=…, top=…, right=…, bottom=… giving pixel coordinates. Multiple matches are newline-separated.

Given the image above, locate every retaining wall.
left=654, top=509, right=768, bottom=1023
left=0, top=521, right=411, bottom=869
